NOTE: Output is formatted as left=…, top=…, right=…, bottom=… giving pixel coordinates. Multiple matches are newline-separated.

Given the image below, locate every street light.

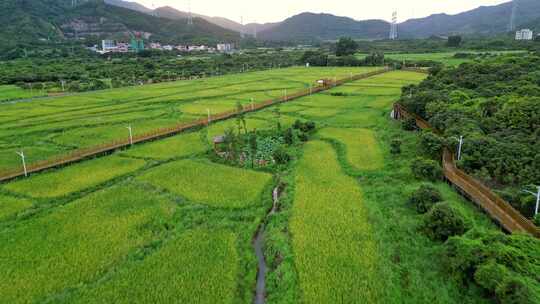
left=16, top=151, right=27, bottom=177
left=451, top=136, right=464, bottom=161
left=126, top=125, right=133, bottom=146
left=523, top=186, right=540, bottom=216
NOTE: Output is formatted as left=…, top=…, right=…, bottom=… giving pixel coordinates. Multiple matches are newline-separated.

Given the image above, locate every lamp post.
left=126, top=125, right=133, bottom=146
left=523, top=186, right=540, bottom=216
left=16, top=151, right=27, bottom=177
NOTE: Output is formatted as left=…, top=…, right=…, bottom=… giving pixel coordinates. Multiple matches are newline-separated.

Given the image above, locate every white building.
left=515, top=29, right=533, bottom=41
left=102, top=40, right=116, bottom=52
left=217, top=43, right=234, bottom=53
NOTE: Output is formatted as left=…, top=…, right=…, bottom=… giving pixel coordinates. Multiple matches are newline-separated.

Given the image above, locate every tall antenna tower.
left=240, top=17, right=245, bottom=38
left=187, top=0, right=194, bottom=26
left=509, top=1, right=517, bottom=31
left=389, top=11, right=398, bottom=40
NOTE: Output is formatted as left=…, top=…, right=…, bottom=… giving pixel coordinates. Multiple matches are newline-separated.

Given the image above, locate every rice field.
left=64, top=230, right=239, bottom=304
left=318, top=127, right=383, bottom=171
left=137, top=159, right=272, bottom=208
left=0, top=67, right=377, bottom=172
left=0, top=185, right=178, bottom=304
left=0, top=68, right=499, bottom=303
left=290, top=140, right=380, bottom=303
left=0, top=85, right=46, bottom=102
left=356, top=51, right=526, bottom=66
left=3, top=156, right=146, bottom=198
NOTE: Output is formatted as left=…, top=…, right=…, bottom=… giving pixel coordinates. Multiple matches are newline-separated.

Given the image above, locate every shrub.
left=411, top=158, right=443, bottom=181
left=283, top=128, right=295, bottom=145
left=293, top=120, right=316, bottom=133
left=534, top=214, right=540, bottom=226
left=419, top=131, right=444, bottom=159
left=444, top=231, right=540, bottom=304
left=402, top=117, right=417, bottom=131
left=390, top=139, right=402, bottom=154
left=421, top=202, right=468, bottom=241
left=298, top=132, right=309, bottom=142
left=272, top=147, right=291, bottom=165
left=409, top=184, right=443, bottom=213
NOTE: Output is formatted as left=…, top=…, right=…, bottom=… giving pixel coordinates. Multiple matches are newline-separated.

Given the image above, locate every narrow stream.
left=254, top=186, right=281, bottom=304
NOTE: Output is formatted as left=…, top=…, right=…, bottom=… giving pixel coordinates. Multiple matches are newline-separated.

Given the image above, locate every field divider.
left=0, top=68, right=392, bottom=183
left=393, top=103, right=540, bottom=238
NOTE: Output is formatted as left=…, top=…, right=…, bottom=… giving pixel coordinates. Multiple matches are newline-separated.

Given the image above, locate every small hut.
left=213, top=135, right=227, bottom=152
left=317, top=79, right=332, bottom=87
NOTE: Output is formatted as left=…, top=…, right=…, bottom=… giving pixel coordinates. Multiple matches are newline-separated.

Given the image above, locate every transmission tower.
left=509, top=1, right=517, bottom=31
left=187, top=0, right=194, bottom=26
left=240, top=16, right=245, bottom=38
left=389, top=11, right=398, bottom=40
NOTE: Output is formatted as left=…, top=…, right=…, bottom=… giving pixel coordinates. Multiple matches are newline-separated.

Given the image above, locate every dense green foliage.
left=444, top=230, right=540, bottom=303
left=335, top=37, right=358, bottom=57
left=400, top=53, right=540, bottom=217
left=0, top=50, right=300, bottom=94
left=0, top=0, right=238, bottom=48
left=421, top=202, right=469, bottom=241
left=411, top=158, right=443, bottom=181
left=409, top=184, right=443, bottom=213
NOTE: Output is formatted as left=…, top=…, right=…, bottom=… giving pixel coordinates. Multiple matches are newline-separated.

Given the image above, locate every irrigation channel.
left=393, top=103, right=540, bottom=238
left=0, top=68, right=391, bottom=183
left=254, top=185, right=282, bottom=303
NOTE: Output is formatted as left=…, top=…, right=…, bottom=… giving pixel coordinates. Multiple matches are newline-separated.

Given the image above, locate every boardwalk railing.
left=0, top=68, right=392, bottom=183
left=393, top=103, right=540, bottom=238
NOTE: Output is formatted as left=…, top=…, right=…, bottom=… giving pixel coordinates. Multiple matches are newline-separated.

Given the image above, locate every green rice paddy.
left=0, top=67, right=501, bottom=303
left=0, top=67, right=376, bottom=172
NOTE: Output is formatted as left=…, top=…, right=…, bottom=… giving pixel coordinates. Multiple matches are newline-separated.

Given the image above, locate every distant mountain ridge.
left=105, top=0, right=279, bottom=36
left=0, top=0, right=239, bottom=45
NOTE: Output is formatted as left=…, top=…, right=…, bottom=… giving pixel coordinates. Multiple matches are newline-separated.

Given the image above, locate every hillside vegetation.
left=0, top=0, right=238, bottom=46
left=400, top=52, right=540, bottom=219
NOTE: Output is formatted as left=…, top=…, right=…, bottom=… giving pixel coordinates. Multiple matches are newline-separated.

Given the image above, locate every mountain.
left=258, top=13, right=389, bottom=41
left=399, top=0, right=540, bottom=38
left=103, top=0, right=151, bottom=14
left=0, top=0, right=239, bottom=44
left=106, top=1, right=279, bottom=36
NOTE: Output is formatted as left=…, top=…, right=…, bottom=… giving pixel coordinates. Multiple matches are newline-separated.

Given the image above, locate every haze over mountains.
left=106, top=0, right=540, bottom=41
left=1, top=0, right=539, bottom=45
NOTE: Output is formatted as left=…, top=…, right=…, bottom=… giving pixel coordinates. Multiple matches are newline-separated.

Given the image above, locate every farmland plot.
left=0, top=184, right=177, bottom=304
left=0, top=67, right=376, bottom=172
left=3, top=156, right=146, bottom=198
left=137, top=159, right=272, bottom=208
left=290, top=140, right=381, bottom=303
left=64, top=230, right=239, bottom=304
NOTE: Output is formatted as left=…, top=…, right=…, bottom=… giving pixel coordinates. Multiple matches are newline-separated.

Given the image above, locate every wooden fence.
left=0, top=68, right=392, bottom=183
left=393, top=103, right=540, bottom=238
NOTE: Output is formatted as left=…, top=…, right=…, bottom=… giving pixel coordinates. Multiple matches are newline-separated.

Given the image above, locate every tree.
left=300, top=50, right=328, bottom=66
left=447, top=36, right=462, bottom=47
left=336, top=37, right=358, bottom=57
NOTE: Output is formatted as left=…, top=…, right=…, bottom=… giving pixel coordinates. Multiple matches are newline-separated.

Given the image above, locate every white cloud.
left=133, top=0, right=511, bottom=23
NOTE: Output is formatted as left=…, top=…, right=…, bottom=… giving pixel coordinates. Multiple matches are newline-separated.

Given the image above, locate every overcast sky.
left=133, top=0, right=511, bottom=24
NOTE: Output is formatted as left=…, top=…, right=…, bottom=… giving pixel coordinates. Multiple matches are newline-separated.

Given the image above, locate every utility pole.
left=16, top=151, right=27, bottom=177
left=61, top=80, right=66, bottom=92
left=126, top=125, right=133, bottom=146
left=207, top=108, right=211, bottom=124
left=251, top=98, right=254, bottom=111
left=523, top=186, right=540, bottom=216
left=284, top=89, right=288, bottom=101
left=457, top=136, right=464, bottom=161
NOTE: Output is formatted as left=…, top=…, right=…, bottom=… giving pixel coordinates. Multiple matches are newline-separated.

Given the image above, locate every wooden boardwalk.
left=394, top=103, right=540, bottom=237
left=0, top=68, right=391, bottom=183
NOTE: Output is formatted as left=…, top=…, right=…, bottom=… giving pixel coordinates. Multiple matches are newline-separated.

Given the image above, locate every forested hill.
left=0, top=0, right=239, bottom=46
left=255, top=0, right=540, bottom=41
left=399, top=0, right=540, bottom=38
left=258, top=13, right=389, bottom=42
